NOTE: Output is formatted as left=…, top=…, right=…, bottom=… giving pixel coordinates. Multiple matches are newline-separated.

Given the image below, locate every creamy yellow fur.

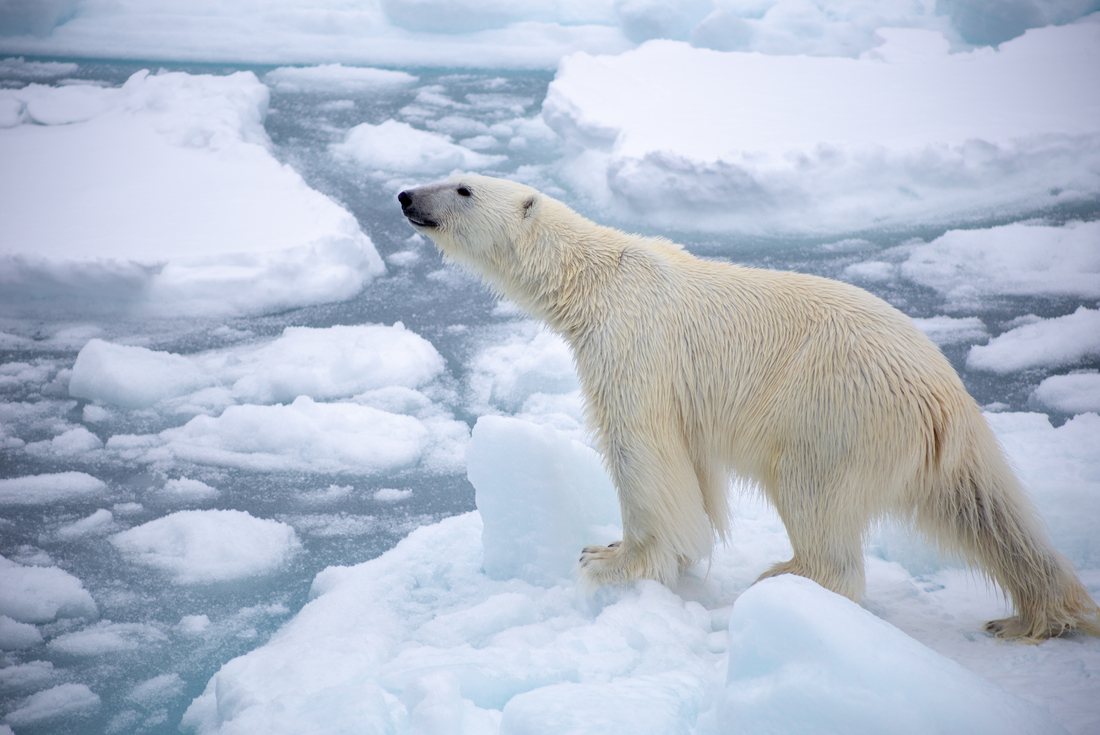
left=399, top=174, right=1100, bottom=641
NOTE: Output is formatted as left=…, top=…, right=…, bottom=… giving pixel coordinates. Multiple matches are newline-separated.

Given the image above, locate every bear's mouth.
left=405, top=214, right=438, bottom=229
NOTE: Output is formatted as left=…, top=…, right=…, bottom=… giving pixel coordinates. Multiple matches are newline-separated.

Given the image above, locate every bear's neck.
left=519, top=223, right=626, bottom=345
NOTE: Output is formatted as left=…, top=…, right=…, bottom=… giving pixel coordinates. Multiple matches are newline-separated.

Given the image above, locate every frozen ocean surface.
left=1, top=2, right=1099, bottom=734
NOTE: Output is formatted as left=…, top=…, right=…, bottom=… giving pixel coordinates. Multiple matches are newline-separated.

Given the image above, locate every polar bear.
left=398, top=174, right=1099, bottom=641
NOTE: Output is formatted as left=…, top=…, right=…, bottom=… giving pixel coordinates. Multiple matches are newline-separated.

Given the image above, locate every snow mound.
left=0, top=69, right=384, bottom=317
left=707, top=575, right=1064, bottom=735
left=110, top=510, right=301, bottom=584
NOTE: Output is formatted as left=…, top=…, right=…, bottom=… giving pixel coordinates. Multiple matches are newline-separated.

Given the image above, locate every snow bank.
left=967, top=307, right=1100, bottom=374
left=110, top=510, right=301, bottom=584
left=0, top=556, right=98, bottom=623
left=544, top=22, right=1100, bottom=234
left=2, top=0, right=1096, bottom=68
left=706, top=575, right=1062, bottom=735
left=0, top=69, right=384, bottom=317
left=0, top=472, right=106, bottom=506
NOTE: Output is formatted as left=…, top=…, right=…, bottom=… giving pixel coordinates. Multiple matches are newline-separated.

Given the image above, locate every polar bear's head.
left=398, top=174, right=564, bottom=308
left=398, top=174, right=542, bottom=268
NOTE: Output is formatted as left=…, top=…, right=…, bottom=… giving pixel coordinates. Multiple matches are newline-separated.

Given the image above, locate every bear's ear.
left=521, top=195, right=537, bottom=219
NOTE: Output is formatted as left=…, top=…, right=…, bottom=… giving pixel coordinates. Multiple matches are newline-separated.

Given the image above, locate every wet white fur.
left=403, top=174, right=1099, bottom=641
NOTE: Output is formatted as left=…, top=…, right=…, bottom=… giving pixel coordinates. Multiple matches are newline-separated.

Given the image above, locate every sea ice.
left=0, top=69, right=384, bottom=317
left=0, top=556, right=97, bottom=624
left=1031, top=372, right=1100, bottom=415
left=901, top=220, right=1100, bottom=308
left=55, top=509, right=115, bottom=541
left=467, top=416, right=620, bottom=586
left=106, top=396, right=457, bottom=475
left=706, top=575, right=1064, bottom=735
left=153, top=477, right=220, bottom=503
left=2, top=683, right=100, bottom=728
left=543, top=22, right=1100, bottom=234
left=70, top=324, right=446, bottom=411
left=263, top=63, right=418, bottom=93
left=47, top=621, right=168, bottom=657
left=0, top=616, right=43, bottom=650
left=0, top=472, right=106, bottom=506
left=178, top=412, right=1093, bottom=735
left=332, top=119, right=507, bottom=175
left=966, top=307, right=1100, bottom=374
left=466, top=323, right=585, bottom=436
left=3, top=0, right=1096, bottom=69
left=911, top=316, right=990, bottom=346
left=110, top=510, right=301, bottom=584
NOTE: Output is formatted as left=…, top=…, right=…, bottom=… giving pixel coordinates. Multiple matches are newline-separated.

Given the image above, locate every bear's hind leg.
left=916, top=426, right=1100, bottom=641
left=758, top=476, right=868, bottom=602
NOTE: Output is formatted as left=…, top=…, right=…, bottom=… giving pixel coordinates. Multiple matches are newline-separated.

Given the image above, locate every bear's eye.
left=457, top=186, right=472, bottom=197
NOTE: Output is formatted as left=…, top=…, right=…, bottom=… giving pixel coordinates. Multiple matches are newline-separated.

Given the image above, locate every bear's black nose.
left=398, top=191, right=412, bottom=209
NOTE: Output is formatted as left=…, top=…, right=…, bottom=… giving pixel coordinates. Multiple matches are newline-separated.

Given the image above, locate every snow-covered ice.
left=0, top=473, right=105, bottom=506
left=967, top=307, right=1100, bottom=374
left=708, top=575, right=1064, bottom=735
left=110, top=511, right=301, bottom=585
left=2, top=4, right=1099, bottom=734
left=0, top=557, right=98, bottom=624
left=543, top=22, right=1100, bottom=234
left=178, top=408, right=1099, bottom=734
left=0, top=70, right=384, bottom=317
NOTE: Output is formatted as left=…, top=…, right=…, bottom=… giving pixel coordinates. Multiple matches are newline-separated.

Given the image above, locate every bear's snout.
left=398, top=189, right=438, bottom=229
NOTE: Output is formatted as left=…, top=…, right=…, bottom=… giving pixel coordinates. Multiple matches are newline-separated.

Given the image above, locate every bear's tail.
left=917, top=409, right=1100, bottom=642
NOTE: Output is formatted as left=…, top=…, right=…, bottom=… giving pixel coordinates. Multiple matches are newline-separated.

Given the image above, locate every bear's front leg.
left=578, top=540, right=633, bottom=587
left=577, top=435, right=714, bottom=588
left=578, top=538, right=666, bottom=587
